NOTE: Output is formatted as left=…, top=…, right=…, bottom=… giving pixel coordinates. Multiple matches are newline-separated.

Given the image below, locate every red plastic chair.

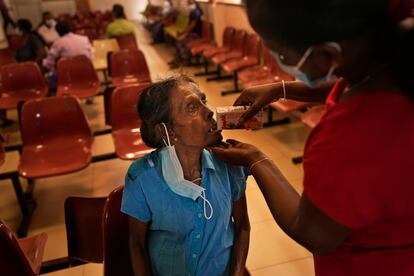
left=57, top=55, right=100, bottom=99
left=222, top=33, right=261, bottom=74
left=64, top=196, right=107, bottom=265
left=19, top=95, right=94, bottom=179
left=238, top=47, right=275, bottom=84
left=0, top=220, right=47, bottom=275
left=110, top=50, right=151, bottom=88
left=111, top=84, right=153, bottom=160
left=211, top=29, right=246, bottom=65
left=115, top=33, right=138, bottom=51
left=103, top=186, right=135, bottom=276
left=0, top=62, right=48, bottom=110
left=220, top=33, right=261, bottom=95
left=187, top=21, right=213, bottom=54
left=301, top=105, right=327, bottom=129
left=202, top=26, right=235, bottom=59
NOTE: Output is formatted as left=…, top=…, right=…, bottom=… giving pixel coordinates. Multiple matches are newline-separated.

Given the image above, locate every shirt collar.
left=201, top=149, right=216, bottom=172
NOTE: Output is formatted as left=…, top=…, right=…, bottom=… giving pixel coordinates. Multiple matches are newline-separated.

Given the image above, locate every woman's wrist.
left=247, top=150, right=267, bottom=168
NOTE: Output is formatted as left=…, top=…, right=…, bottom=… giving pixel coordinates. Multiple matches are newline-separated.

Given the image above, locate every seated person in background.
left=122, top=75, right=250, bottom=276
left=147, top=0, right=175, bottom=44
left=169, top=0, right=202, bottom=68
left=37, top=12, right=59, bottom=46
left=106, top=4, right=136, bottom=38
left=15, top=19, right=46, bottom=64
left=43, top=21, right=92, bottom=89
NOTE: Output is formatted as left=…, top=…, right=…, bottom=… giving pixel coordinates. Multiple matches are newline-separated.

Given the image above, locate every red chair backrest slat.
left=103, top=186, right=134, bottom=276
left=222, top=26, right=235, bottom=48
left=57, top=55, right=99, bottom=87
left=20, top=95, right=92, bottom=147
left=0, top=62, right=47, bottom=92
left=245, top=33, right=261, bottom=60
left=110, top=50, right=151, bottom=81
left=111, top=83, right=151, bottom=132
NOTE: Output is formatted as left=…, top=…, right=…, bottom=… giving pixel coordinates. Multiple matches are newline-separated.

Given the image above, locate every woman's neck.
left=174, top=145, right=202, bottom=182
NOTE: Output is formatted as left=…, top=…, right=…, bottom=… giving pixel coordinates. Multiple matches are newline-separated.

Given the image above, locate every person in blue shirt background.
left=121, top=75, right=250, bottom=276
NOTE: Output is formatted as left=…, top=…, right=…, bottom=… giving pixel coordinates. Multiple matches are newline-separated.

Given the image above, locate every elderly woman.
left=121, top=75, right=250, bottom=276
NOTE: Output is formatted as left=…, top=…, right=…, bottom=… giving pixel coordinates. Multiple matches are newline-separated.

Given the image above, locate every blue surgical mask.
left=271, top=42, right=341, bottom=88
left=159, top=123, right=213, bottom=220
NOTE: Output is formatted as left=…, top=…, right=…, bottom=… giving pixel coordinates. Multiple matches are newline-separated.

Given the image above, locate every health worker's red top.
left=303, top=79, right=414, bottom=276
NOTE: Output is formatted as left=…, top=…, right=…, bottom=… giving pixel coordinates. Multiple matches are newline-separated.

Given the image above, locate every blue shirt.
left=121, top=149, right=248, bottom=276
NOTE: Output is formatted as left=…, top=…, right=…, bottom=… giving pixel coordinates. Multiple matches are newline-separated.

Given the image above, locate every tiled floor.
left=0, top=23, right=315, bottom=275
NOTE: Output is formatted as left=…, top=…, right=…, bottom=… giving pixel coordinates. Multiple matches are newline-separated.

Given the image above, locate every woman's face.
left=168, top=81, right=222, bottom=149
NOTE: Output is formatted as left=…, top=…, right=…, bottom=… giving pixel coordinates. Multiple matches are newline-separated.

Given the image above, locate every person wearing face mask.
left=209, top=0, right=414, bottom=275
left=37, top=12, right=59, bottom=46
left=168, top=0, right=203, bottom=68
left=121, top=75, right=250, bottom=276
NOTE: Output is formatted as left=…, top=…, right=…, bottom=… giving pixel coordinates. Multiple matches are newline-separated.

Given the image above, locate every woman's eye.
left=201, top=98, right=207, bottom=104
left=188, top=103, right=198, bottom=113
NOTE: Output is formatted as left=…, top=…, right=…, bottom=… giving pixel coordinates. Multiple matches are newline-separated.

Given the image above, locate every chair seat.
left=112, top=75, right=151, bottom=88
left=112, top=129, right=152, bottom=160
left=187, top=38, right=207, bottom=49
left=19, top=137, right=93, bottom=178
left=190, top=43, right=212, bottom=55
left=17, top=233, right=48, bottom=274
left=301, top=105, right=327, bottom=129
left=270, top=99, right=310, bottom=113
left=238, top=66, right=272, bottom=83
left=222, top=56, right=259, bottom=73
left=203, top=46, right=230, bottom=59
left=57, top=83, right=100, bottom=99
left=0, top=89, right=48, bottom=109
left=211, top=50, right=243, bottom=65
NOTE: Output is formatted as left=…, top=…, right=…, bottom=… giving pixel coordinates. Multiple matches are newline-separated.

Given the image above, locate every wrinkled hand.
left=208, top=139, right=265, bottom=167
left=234, top=84, right=279, bottom=125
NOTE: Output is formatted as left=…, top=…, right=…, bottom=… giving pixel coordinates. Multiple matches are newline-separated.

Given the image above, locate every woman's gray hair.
left=138, top=75, right=195, bottom=148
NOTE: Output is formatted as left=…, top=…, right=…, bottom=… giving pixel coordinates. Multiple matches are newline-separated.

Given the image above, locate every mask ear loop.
left=161, top=123, right=171, bottom=147
left=200, top=191, right=213, bottom=220
left=295, top=47, right=313, bottom=70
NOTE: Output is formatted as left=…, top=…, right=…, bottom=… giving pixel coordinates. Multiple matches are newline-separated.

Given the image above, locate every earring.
left=174, top=137, right=178, bottom=142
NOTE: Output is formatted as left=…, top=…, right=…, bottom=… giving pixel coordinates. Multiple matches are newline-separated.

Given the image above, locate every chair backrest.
left=20, top=95, right=92, bottom=147
left=245, top=33, right=261, bottom=60
left=103, top=186, right=134, bottom=276
left=111, top=83, right=151, bottom=132
left=0, top=62, right=47, bottom=93
left=222, top=26, right=235, bottom=48
left=201, top=21, right=213, bottom=42
left=57, top=55, right=99, bottom=88
left=0, top=137, right=5, bottom=167
left=65, top=196, right=107, bottom=264
left=110, top=50, right=151, bottom=81
left=0, top=220, right=36, bottom=276
left=231, top=29, right=247, bottom=53
left=115, top=34, right=138, bottom=51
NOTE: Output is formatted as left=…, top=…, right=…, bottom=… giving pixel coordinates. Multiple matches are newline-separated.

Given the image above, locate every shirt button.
left=192, top=253, right=197, bottom=258
left=196, top=234, right=201, bottom=239
left=198, top=213, right=202, bottom=218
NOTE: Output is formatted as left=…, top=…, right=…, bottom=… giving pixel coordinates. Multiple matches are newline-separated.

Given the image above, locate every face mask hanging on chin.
left=272, top=42, right=341, bottom=88
left=159, top=123, right=213, bottom=220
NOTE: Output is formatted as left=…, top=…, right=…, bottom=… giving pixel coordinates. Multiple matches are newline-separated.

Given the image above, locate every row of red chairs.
left=16, top=84, right=151, bottom=179
left=0, top=48, right=150, bottom=111
left=0, top=186, right=130, bottom=276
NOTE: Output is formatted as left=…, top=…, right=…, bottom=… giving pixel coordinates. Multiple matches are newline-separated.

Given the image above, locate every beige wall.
left=89, top=0, right=147, bottom=19
left=199, top=2, right=254, bottom=45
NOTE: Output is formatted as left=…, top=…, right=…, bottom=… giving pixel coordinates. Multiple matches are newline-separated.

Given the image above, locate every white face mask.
left=271, top=42, right=341, bottom=88
left=45, top=19, right=56, bottom=28
left=159, top=123, right=213, bottom=220
left=188, top=4, right=197, bottom=11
